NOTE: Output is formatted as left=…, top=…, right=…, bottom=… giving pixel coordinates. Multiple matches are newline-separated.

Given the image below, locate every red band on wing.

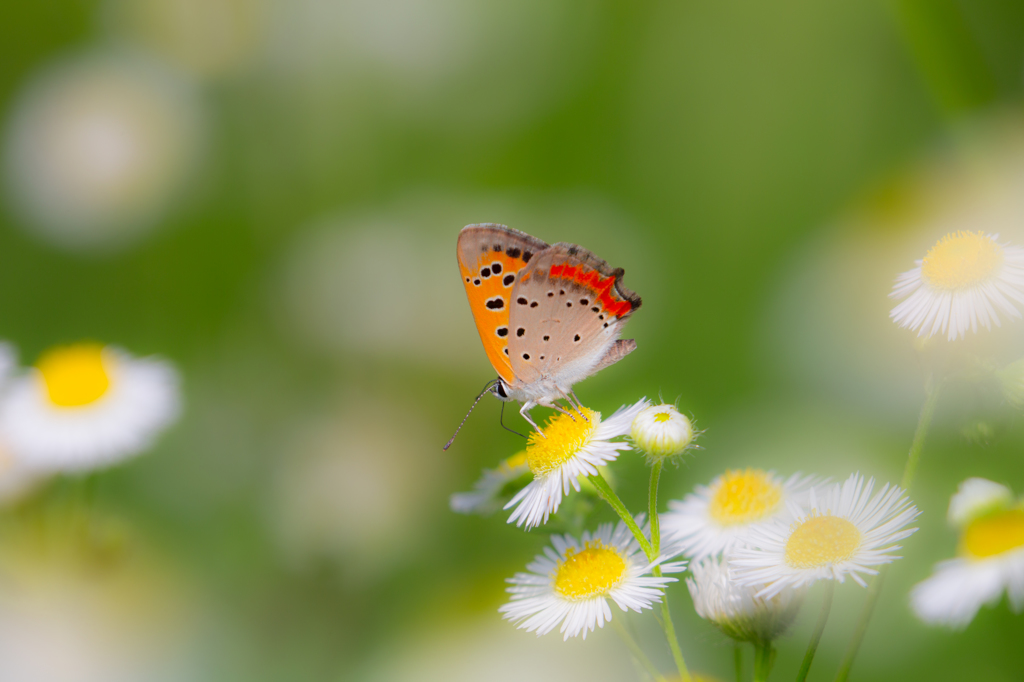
left=549, top=263, right=634, bottom=318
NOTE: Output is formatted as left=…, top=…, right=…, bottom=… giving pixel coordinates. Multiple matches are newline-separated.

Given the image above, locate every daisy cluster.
left=450, top=400, right=698, bottom=640
left=0, top=341, right=180, bottom=499
left=663, top=469, right=918, bottom=642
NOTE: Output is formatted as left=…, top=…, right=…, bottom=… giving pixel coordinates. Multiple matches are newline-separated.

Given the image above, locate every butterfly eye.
left=494, top=381, right=509, bottom=399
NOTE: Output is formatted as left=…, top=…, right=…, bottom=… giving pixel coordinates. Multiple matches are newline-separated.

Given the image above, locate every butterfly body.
left=456, top=223, right=641, bottom=432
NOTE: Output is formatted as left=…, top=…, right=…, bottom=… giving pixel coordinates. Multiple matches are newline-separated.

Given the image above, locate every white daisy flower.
left=450, top=451, right=530, bottom=515
left=0, top=343, right=181, bottom=473
left=661, top=469, right=818, bottom=561
left=499, top=519, right=685, bottom=640
left=889, top=231, right=1024, bottom=341
left=630, top=403, right=696, bottom=462
left=730, top=474, right=919, bottom=598
left=947, top=477, right=1013, bottom=528
left=687, top=555, right=804, bottom=644
left=504, top=399, right=649, bottom=530
left=911, top=481, right=1024, bottom=628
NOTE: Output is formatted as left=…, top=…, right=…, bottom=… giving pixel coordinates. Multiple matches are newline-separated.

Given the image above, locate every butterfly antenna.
left=443, top=379, right=498, bottom=451
left=500, top=401, right=527, bottom=440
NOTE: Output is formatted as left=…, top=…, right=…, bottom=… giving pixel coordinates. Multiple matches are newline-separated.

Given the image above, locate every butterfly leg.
left=519, top=401, right=545, bottom=436
left=566, top=389, right=589, bottom=421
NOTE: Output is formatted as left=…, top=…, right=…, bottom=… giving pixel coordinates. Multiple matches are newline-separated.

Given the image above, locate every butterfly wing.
left=457, top=224, right=549, bottom=383
left=507, top=242, right=641, bottom=390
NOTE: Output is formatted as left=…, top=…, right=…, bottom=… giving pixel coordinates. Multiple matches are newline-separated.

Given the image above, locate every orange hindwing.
left=457, top=224, right=549, bottom=383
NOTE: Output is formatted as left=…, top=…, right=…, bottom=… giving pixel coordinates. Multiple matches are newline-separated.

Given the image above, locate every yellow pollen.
left=653, top=412, right=672, bottom=423
left=36, top=344, right=111, bottom=407
left=920, top=231, right=1003, bottom=291
left=707, top=469, right=783, bottom=525
left=784, top=514, right=862, bottom=568
left=525, top=408, right=599, bottom=475
left=961, top=509, right=1024, bottom=559
left=553, top=541, right=626, bottom=601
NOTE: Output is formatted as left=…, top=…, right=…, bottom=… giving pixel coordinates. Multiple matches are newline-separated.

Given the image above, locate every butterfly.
left=445, top=223, right=641, bottom=448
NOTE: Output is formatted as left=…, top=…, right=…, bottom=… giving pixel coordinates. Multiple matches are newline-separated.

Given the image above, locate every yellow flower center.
left=708, top=469, right=783, bottom=525
left=653, top=412, right=671, bottom=423
left=784, top=513, right=862, bottom=568
left=36, top=344, right=111, bottom=407
left=920, top=231, right=1003, bottom=291
left=553, top=541, right=626, bottom=600
left=526, top=408, right=599, bottom=475
left=961, top=509, right=1024, bottom=559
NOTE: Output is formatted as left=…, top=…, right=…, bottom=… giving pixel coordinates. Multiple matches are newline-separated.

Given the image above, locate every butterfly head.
left=492, top=379, right=512, bottom=401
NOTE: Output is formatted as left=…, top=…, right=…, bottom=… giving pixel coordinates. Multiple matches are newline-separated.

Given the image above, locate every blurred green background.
left=2, top=0, right=1024, bottom=680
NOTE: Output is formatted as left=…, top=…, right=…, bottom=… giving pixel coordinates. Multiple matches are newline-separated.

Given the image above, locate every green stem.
left=649, top=460, right=663, bottom=554
left=590, top=470, right=690, bottom=681
left=588, top=473, right=653, bottom=558
left=612, top=618, right=667, bottom=682
left=899, top=375, right=941, bottom=492
left=753, top=641, right=775, bottom=682
left=834, top=379, right=940, bottom=682
left=655, top=581, right=691, bottom=682
left=797, top=581, right=835, bottom=682
left=734, top=643, right=743, bottom=682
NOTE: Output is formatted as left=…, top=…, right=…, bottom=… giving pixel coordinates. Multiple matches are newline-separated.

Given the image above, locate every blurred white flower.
left=3, top=52, right=203, bottom=251
left=450, top=451, right=530, bottom=515
left=0, top=343, right=181, bottom=473
left=500, top=519, right=684, bottom=640
left=890, top=231, right=1024, bottom=341
left=911, top=482, right=1024, bottom=629
left=947, top=477, right=1014, bottom=528
left=271, top=395, right=450, bottom=578
left=661, top=469, right=817, bottom=561
left=687, top=555, right=804, bottom=643
left=0, top=527, right=198, bottom=682
left=731, top=474, right=919, bottom=598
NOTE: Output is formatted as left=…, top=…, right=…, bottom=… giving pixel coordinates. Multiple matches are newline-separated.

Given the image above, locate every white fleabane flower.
left=450, top=451, right=530, bottom=515
left=687, top=555, right=804, bottom=644
left=890, top=231, right=1024, bottom=341
left=947, top=477, right=1013, bottom=528
left=661, top=469, right=817, bottom=561
left=911, top=482, right=1024, bottom=629
left=500, top=519, right=685, bottom=640
left=505, top=399, right=649, bottom=530
left=0, top=344, right=181, bottom=472
left=730, top=474, right=919, bottom=598
left=630, top=403, right=696, bottom=462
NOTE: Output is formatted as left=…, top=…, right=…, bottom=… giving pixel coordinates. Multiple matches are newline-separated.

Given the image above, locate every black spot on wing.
left=516, top=328, right=525, bottom=337
left=517, top=296, right=528, bottom=305
left=485, top=297, right=505, bottom=310
left=503, top=274, right=515, bottom=286
left=491, top=262, right=502, bottom=274
left=522, top=250, right=534, bottom=263
left=480, top=266, right=491, bottom=278
left=493, top=244, right=503, bottom=252
left=530, top=301, right=538, bottom=308
left=574, top=334, right=581, bottom=342
left=506, top=247, right=521, bottom=259
left=496, top=327, right=508, bottom=337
